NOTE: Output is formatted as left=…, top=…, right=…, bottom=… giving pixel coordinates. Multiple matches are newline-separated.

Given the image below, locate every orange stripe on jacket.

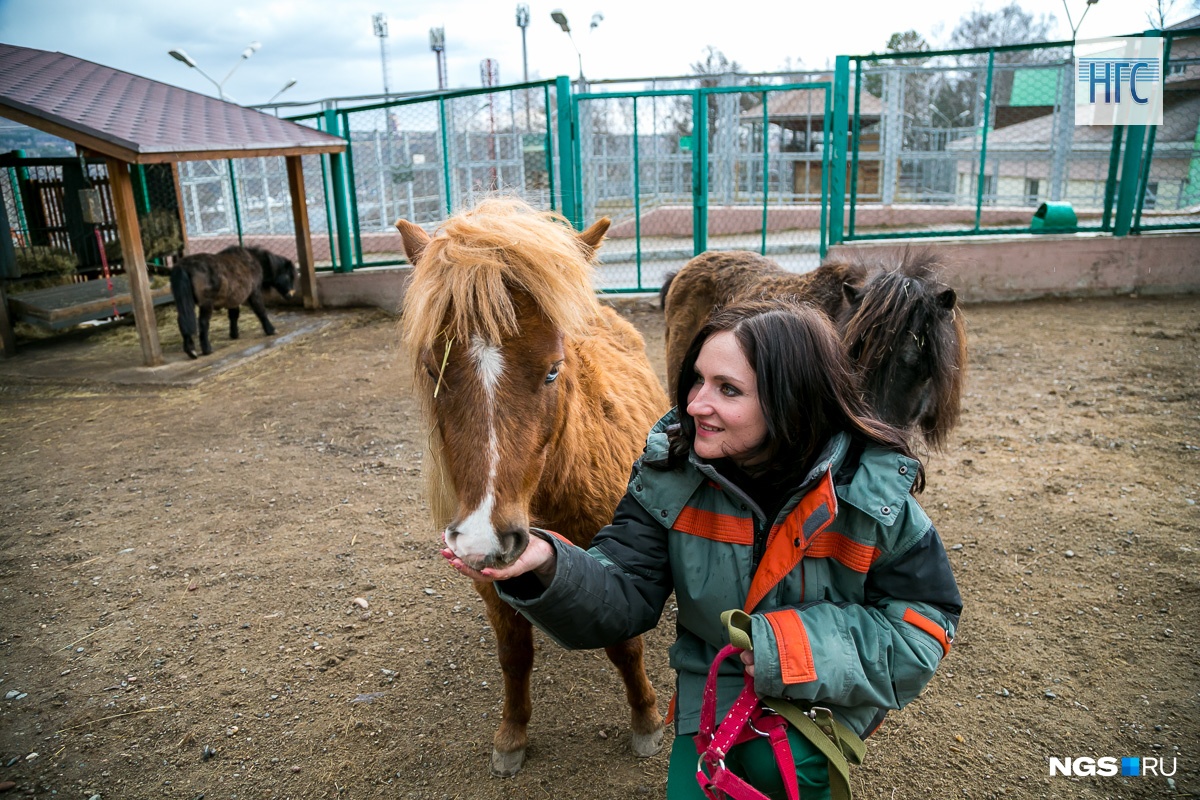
left=673, top=506, right=754, bottom=545
left=743, top=470, right=837, bottom=613
left=805, top=531, right=880, bottom=573
left=763, top=609, right=817, bottom=684
left=903, top=608, right=952, bottom=656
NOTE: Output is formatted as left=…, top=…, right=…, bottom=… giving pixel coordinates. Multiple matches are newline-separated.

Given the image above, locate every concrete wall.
left=310, top=231, right=1200, bottom=313
left=315, top=266, right=410, bottom=314
left=829, top=231, right=1200, bottom=303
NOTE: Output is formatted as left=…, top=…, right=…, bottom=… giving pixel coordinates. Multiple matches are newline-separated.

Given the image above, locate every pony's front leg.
left=475, top=582, right=533, bottom=777
left=228, top=307, right=240, bottom=340
left=198, top=305, right=214, bottom=355
left=246, top=290, right=276, bottom=336
left=604, top=635, right=664, bottom=757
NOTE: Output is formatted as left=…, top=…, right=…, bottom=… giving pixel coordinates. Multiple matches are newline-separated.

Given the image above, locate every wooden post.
left=0, top=280, right=15, bottom=358
left=0, top=190, right=17, bottom=357
left=106, top=158, right=163, bottom=366
left=286, top=154, right=320, bottom=309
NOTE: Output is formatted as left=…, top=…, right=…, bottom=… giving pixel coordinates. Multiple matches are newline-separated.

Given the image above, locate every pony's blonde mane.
left=401, top=197, right=601, bottom=358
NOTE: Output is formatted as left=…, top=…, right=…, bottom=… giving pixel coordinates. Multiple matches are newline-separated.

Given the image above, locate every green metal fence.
left=573, top=79, right=831, bottom=292
left=1132, top=29, right=1200, bottom=233
left=316, top=79, right=564, bottom=272
left=835, top=31, right=1200, bottom=243
left=837, top=40, right=1117, bottom=240
left=160, top=33, right=1197, bottom=289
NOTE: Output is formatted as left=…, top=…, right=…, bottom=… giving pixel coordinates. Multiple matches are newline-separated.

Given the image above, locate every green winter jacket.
left=497, top=410, right=962, bottom=738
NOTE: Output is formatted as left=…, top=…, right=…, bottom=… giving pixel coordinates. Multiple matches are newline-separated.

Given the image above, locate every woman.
left=444, top=301, right=962, bottom=799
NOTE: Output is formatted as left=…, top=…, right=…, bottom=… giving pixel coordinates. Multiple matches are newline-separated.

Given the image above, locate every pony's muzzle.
left=445, top=526, right=530, bottom=571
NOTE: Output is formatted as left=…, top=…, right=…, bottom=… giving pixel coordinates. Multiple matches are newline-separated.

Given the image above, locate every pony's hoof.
left=631, top=725, right=664, bottom=757
left=264, top=327, right=276, bottom=336
left=184, top=348, right=198, bottom=360
left=490, top=747, right=525, bottom=778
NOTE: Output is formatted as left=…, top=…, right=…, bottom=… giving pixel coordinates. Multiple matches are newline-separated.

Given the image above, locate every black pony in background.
left=169, top=246, right=298, bottom=359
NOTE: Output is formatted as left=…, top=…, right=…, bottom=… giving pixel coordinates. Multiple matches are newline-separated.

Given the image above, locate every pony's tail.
left=170, top=265, right=197, bottom=338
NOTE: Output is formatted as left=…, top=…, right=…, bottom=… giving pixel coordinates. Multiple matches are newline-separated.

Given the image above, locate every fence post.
left=973, top=49, right=996, bottom=232
left=693, top=88, right=708, bottom=255
left=228, top=159, right=244, bottom=247
left=828, top=55, right=850, bottom=247
left=1113, top=125, right=1147, bottom=237
left=1132, top=29, right=1168, bottom=233
left=323, top=108, right=355, bottom=272
left=554, top=76, right=581, bottom=229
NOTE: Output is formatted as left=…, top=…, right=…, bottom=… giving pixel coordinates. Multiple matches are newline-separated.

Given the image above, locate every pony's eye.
left=545, top=363, right=561, bottom=384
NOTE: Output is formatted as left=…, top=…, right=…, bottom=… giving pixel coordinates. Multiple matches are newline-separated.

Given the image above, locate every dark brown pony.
left=169, top=245, right=297, bottom=359
left=396, top=198, right=668, bottom=777
left=662, top=248, right=966, bottom=449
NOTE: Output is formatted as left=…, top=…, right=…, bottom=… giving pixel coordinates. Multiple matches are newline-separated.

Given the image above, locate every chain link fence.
left=334, top=81, right=561, bottom=269
left=842, top=33, right=1200, bottom=240
left=1135, top=29, right=1200, bottom=232
left=576, top=73, right=831, bottom=289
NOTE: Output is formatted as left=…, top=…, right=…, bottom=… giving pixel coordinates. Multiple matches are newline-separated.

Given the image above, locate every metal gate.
left=572, top=81, right=832, bottom=292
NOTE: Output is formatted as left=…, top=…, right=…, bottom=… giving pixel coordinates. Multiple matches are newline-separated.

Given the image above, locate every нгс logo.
left=1074, top=37, right=1164, bottom=126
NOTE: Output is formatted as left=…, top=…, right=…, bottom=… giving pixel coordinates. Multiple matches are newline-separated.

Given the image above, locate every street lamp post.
left=267, top=79, right=297, bottom=105
left=550, top=10, right=602, bottom=86
left=1061, top=0, right=1100, bottom=40
left=168, top=41, right=262, bottom=102
left=550, top=10, right=584, bottom=83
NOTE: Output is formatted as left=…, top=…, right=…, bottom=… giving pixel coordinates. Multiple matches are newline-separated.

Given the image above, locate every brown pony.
left=662, top=248, right=966, bottom=449
left=396, top=198, right=668, bottom=777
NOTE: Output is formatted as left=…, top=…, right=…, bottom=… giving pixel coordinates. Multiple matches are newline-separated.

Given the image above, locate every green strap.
left=763, top=697, right=860, bottom=800
left=721, top=609, right=865, bottom=800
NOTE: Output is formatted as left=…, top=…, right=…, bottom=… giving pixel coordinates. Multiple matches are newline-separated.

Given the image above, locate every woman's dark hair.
left=661, top=299, right=924, bottom=492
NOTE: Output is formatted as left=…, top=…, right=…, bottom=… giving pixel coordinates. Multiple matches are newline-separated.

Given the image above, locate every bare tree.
left=1146, top=0, right=1179, bottom=28
left=947, top=2, right=1057, bottom=51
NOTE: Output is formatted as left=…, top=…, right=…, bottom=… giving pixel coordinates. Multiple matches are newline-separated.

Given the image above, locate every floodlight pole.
left=430, top=28, right=447, bottom=90
left=373, top=13, right=391, bottom=98
left=516, top=4, right=531, bottom=128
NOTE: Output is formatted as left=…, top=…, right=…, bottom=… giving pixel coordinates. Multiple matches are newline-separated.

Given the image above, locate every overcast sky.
left=0, top=0, right=1190, bottom=109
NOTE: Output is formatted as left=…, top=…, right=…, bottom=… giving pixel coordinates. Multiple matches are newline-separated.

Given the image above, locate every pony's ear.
left=576, top=217, right=611, bottom=259
left=937, top=288, right=957, bottom=310
left=395, top=219, right=431, bottom=265
left=842, top=280, right=863, bottom=306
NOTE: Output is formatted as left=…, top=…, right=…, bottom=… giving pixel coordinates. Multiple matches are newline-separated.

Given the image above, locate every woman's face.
left=685, top=330, right=768, bottom=466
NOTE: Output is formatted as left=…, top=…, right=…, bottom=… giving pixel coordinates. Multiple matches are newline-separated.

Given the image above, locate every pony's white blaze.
left=446, top=337, right=506, bottom=564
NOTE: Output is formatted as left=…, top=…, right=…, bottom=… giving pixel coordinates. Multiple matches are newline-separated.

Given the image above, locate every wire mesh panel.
left=701, top=83, right=829, bottom=272
left=576, top=91, right=696, bottom=292
left=1135, top=30, right=1200, bottom=232
left=339, top=81, right=559, bottom=268
left=3, top=158, right=184, bottom=282
left=847, top=42, right=1114, bottom=239
left=177, top=153, right=327, bottom=264
left=577, top=79, right=830, bottom=291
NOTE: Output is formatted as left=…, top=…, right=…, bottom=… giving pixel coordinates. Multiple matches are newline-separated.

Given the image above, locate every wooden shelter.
left=0, top=43, right=346, bottom=365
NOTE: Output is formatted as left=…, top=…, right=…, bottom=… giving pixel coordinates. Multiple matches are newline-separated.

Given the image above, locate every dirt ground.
left=0, top=292, right=1197, bottom=800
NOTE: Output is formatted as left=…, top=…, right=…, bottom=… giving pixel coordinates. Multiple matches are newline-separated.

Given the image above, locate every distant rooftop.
left=0, top=42, right=346, bottom=163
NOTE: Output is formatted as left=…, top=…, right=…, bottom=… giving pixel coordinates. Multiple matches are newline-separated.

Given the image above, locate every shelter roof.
left=0, top=43, right=345, bottom=164
left=740, top=83, right=883, bottom=129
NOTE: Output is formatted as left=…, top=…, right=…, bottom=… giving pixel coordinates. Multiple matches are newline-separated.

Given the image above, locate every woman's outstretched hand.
left=441, top=533, right=557, bottom=585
